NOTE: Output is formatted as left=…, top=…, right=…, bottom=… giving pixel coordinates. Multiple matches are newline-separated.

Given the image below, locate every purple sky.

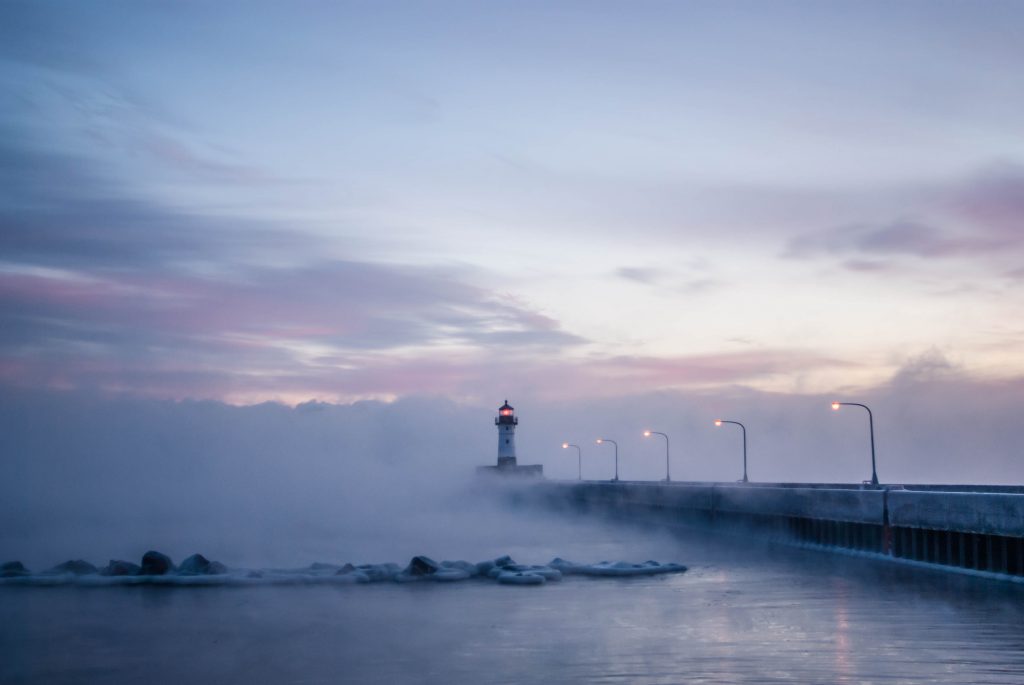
left=1, top=1, right=1023, bottom=406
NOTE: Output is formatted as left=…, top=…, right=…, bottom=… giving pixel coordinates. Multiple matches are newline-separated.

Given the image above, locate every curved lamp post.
left=643, top=430, right=670, bottom=481
left=831, top=401, right=879, bottom=486
left=596, top=438, right=619, bottom=481
left=714, top=419, right=748, bottom=483
left=562, top=442, right=582, bottom=480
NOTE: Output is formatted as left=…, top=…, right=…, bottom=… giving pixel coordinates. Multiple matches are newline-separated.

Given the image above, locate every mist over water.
left=0, top=391, right=510, bottom=568
left=2, top=372, right=1024, bottom=569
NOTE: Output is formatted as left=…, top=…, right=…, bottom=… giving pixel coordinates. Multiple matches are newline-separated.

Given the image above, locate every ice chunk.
left=433, top=568, right=472, bottom=582
left=357, top=563, right=401, bottom=582
left=497, top=571, right=546, bottom=585
left=548, top=558, right=687, bottom=576
left=499, top=564, right=561, bottom=581
left=334, top=571, right=371, bottom=583
left=441, top=560, right=478, bottom=577
left=476, top=555, right=516, bottom=576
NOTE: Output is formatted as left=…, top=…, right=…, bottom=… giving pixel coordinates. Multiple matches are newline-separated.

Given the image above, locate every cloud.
left=785, top=219, right=1005, bottom=261
left=0, top=260, right=588, bottom=399
left=0, top=140, right=310, bottom=272
left=0, top=135, right=587, bottom=400
left=614, top=266, right=720, bottom=294
left=783, top=162, right=1024, bottom=270
left=948, top=162, right=1024, bottom=238
left=840, top=259, right=895, bottom=273
left=616, top=267, right=662, bottom=284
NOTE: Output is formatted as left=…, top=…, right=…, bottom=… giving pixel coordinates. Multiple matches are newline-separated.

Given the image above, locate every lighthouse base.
left=476, top=461, right=544, bottom=477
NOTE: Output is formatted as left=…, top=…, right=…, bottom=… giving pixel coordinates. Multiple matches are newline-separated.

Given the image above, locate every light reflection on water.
left=3, top=520, right=1024, bottom=684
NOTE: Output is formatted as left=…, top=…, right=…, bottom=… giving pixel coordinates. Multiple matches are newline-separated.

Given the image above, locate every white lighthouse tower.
left=476, top=400, right=541, bottom=476
left=495, top=400, right=517, bottom=468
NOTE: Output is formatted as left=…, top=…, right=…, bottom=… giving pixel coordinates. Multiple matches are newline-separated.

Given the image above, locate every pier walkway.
left=534, top=481, right=1024, bottom=579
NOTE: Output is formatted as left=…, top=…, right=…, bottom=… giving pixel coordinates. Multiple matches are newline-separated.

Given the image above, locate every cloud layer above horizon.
left=1, top=1, right=1023, bottom=405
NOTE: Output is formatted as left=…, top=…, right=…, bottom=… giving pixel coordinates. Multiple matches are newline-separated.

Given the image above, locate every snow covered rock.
left=1, top=561, right=29, bottom=578
left=139, top=550, right=175, bottom=576
left=46, top=560, right=98, bottom=575
left=101, top=559, right=141, bottom=576
left=404, top=556, right=441, bottom=576
left=177, top=554, right=226, bottom=575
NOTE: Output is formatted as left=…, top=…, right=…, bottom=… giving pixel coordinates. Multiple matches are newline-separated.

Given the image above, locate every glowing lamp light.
left=643, top=430, right=651, bottom=437
left=714, top=419, right=723, bottom=426
left=562, top=442, right=569, bottom=449
left=831, top=402, right=841, bottom=411
left=596, top=438, right=603, bottom=444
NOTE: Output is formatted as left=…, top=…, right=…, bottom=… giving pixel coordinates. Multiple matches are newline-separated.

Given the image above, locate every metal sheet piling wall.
left=535, top=481, right=1024, bottom=578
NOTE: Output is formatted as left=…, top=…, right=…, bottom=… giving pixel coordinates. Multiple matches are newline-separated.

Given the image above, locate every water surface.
left=3, top=517, right=1023, bottom=684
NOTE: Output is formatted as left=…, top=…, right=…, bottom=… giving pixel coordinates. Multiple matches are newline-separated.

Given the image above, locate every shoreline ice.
left=1, top=553, right=687, bottom=588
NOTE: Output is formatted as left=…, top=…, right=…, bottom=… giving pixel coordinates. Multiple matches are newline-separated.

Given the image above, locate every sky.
left=2, top=0, right=1023, bottom=406
left=0, top=1, right=1023, bottom=521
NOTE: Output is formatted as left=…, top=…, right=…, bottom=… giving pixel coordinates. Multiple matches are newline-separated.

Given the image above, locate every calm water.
left=3, top=518, right=1024, bottom=684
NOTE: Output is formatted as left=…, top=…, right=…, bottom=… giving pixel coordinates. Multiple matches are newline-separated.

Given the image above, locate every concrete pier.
left=534, top=481, right=1024, bottom=578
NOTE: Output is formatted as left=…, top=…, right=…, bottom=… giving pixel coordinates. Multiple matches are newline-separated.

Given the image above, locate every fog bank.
left=1, top=368, right=1021, bottom=567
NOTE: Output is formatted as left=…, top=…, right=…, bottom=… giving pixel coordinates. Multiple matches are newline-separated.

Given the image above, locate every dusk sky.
left=2, top=1, right=1023, bottom=406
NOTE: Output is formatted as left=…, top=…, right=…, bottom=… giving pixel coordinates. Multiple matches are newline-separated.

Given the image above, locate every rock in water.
left=1, top=561, right=29, bottom=577
left=176, top=552, right=222, bottom=573
left=47, top=560, right=98, bottom=575
left=140, top=550, right=174, bottom=576
left=404, top=556, right=441, bottom=576
left=476, top=555, right=516, bottom=576
left=101, top=560, right=141, bottom=576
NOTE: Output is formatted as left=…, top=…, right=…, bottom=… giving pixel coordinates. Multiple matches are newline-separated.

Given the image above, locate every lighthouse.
left=476, top=400, right=543, bottom=477
left=495, top=400, right=518, bottom=468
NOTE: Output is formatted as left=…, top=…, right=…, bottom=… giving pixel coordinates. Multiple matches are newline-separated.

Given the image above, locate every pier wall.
left=534, top=481, right=1024, bottom=578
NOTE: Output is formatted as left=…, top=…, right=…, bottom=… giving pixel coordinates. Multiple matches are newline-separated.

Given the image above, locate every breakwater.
left=533, top=481, right=1024, bottom=579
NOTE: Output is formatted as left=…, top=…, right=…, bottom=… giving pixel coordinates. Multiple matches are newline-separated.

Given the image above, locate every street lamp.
left=831, top=401, right=879, bottom=486
left=562, top=442, right=582, bottom=480
left=596, top=438, right=619, bottom=481
left=643, top=430, right=670, bottom=481
left=714, top=419, right=748, bottom=483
